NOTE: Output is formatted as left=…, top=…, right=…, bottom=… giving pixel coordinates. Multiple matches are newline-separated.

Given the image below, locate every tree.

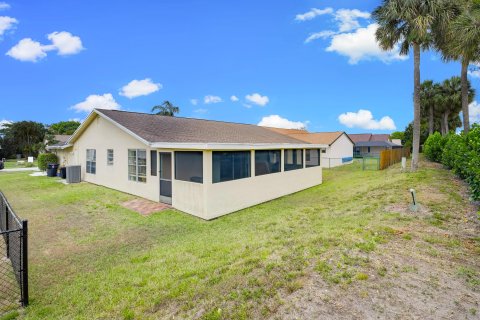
left=436, top=1, right=480, bottom=134
left=420, top=80, right=441, bottom=135
left=49, top=120, right=81, bottom=135
left=1, top=121, right=46, bottom=157
left=151, top=101, right=180, bottom=116
left=390, top=131, right=405, bottom=140
left=373, top=0, right=455, bottom=171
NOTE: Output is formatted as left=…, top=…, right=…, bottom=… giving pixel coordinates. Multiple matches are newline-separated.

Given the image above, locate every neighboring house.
left=47, top=109, right=326, bottom=220
left=265, top=128, right=354, bottom=168
left=349, top=133, right=402, bottom=157
left=48, top=135, right=72, bottom=165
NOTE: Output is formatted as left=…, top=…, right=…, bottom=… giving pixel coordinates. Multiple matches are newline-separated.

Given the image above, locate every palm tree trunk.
left=429, top=105, right=434, bottom=135
left=443, top=111, right=450, bottom=135
left=411, top=43, right=421, bottom=171
left=461, top=59, right=470, bottom=134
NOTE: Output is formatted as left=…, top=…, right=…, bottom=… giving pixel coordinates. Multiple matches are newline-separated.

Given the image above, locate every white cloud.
left=204, top=95, right=222, bottom=104
left=338, top=109, right=396, bottom=130
left=119, top=78, right=162, bottom=99
left=468, top=63, right=480, bottom=78
left=190, top=99, right=198, bottom=106
left=295, top=8, right=333, bottom=22
left=194, top=108, right=207, bottom=114
left=0, top=2, right=10, bottom=10
left=334, top=9, right=370, bottom=32
left=305, top=30, right=337, bottom=43
left=71, top=93, right=120, bottom=113
left=245, top=93, right=269, bottom=106
left=243, top=103, right=252, bottom=109
left=0, top=119, right=12, bottom=130
left=230, top=95, right=239, bottom=102
left=68, top=118, right=82, bottom=123
left=46, top=31, right=84, bottom=55
left=258, top=115, right=307, bottom=130
left=0, top=16, right=17, bottom=36
left=326, top=24, right=407, bottom=64
left=7, top=31, right=84, bottom=62
left=6, top=38, right=46, bottom=62
left=470, top=101, right=480, bottom=124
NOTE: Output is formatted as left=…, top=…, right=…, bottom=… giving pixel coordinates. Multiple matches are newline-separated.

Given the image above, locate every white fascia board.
left=150, top=142, right=329, bottom=150
left=46, top=144, right=73, bottom=150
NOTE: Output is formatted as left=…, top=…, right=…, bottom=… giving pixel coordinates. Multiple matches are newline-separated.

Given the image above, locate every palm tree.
left=437, top=1, right=480, bottom=134
left=151, top=101, right=180, bottom=116
left=420, top=80, right=440, bottom=135
left=373, top=0, right=455, bottom=171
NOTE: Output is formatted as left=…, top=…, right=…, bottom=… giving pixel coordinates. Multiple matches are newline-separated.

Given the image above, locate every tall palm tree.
left=151, top=101, right=180, bottom=116
left=437, top=1, right=480, bottom=134
left=373, top=0, right=455, bottom=171
left=420, top=80, right=440, bottom=135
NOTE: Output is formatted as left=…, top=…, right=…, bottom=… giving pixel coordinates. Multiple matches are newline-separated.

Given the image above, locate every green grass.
left=2, top=159, right=37, bottom=169
left=0, top=157, right=477, bottom=319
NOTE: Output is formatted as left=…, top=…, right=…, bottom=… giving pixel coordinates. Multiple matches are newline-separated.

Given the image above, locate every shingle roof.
left=96, top=109, right=309, bottom=144
left=355, top=141, right=401, bottom=148
left=370, top=134, right=391, bottom=142
left=47, top=135, right=72, bottom=147
left=348, top=133, right=372, bottom=143
left=265, top=128, right=347, bottom=145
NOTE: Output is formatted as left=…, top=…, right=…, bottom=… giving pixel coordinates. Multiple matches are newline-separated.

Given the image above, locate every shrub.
left=424, top=132, right=446, bottom=162
left=37, top=153, right=58, bottom=171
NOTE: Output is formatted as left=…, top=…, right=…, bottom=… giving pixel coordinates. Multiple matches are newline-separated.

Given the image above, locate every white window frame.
left=128, top=149, right=147, bottom=183
left=86, top=149, right=96, bottom=174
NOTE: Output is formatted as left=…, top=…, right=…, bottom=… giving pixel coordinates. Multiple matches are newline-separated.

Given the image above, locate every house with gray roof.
left=348, top=133, right=402, bottom=158
left=47, top=109, right=326, bottom=219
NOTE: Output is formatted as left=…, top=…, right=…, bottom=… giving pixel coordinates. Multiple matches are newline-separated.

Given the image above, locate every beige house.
left=48, top=109, right=325, bottom=220
left=265, top=128, right=354, bottom=168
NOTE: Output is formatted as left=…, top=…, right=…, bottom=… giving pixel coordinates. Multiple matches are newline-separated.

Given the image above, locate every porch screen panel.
left=305, top=149, right=320, bottom=167
left=255, top=150, right=280, bottom=176
left=175, top=151, right=203, bottom=183
left=212, top=151, right=250, bottom=183
left=284, top=149, right=303, bottom=171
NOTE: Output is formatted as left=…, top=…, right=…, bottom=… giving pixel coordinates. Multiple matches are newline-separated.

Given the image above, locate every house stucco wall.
left=72, top=115, right=160, bottom=202
left=321, top=134, right=353, bottom=168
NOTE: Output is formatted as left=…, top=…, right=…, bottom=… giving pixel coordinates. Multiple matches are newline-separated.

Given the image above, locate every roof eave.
left=150, top=142, right=329, bottom=150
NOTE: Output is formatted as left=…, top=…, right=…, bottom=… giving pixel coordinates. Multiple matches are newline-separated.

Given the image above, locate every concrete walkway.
left=0, top=167, right=40, bottom=172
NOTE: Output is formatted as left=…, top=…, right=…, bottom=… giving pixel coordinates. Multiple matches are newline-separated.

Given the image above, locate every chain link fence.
left=0, top=191, right=28, bottom=316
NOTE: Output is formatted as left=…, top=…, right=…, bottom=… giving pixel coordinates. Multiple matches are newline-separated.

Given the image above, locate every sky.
left=0, top=0, right=479, bottom=133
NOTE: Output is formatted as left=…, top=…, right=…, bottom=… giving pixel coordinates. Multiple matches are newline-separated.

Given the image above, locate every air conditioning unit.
left=66, top=165, right=81, bottom=183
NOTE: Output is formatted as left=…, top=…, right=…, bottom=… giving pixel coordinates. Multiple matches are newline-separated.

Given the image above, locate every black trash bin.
left=0, top=161, right=4, bottom=170
left=46, top=163, right=59, bottom=177
left=60, top=167, right=67, bottom=179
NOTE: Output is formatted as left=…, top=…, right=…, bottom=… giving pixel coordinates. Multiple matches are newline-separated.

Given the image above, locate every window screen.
left=86, top=149, right=96, bottom=174
left=284, top=149, right=303, bottom=171
left=175, top=151, right=203, bottom=183
left=107, top=149, right=114, bottom=166
left=212, top=151, right=250, bottom=183
left=305, top=149, right=320, bottom=167
left=255, top=150, right=280, bottom=176
left=150, top=150, right=157, bottom=176
left=128, top=149, right=147, bottom=183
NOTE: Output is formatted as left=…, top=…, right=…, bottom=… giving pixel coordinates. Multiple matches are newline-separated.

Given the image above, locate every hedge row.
left=37, top=153, right=58, bottom=171
left=424, top=124, right=480, bottom=200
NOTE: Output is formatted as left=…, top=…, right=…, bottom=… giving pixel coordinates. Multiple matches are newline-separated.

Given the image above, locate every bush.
left=440, top=125, right=480, bottom=200
left=424, top=132, right=446, bottom=162
left=37, top=153, right=58, bottom=171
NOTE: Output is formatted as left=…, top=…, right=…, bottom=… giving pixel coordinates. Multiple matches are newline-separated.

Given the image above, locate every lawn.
left=0, top=158, right=478, bottom=319
left=2, top=159, right=38, bottom=169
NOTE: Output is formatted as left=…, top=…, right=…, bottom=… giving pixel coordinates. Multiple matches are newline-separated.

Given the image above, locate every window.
left=107, top=149, right=114, bottom=166
left=305, top=149, right=320, bottom=167
left=213, top=151, right=250, bottom=183
left=175, top=151, right=203, bottom=183
left=86, top=149, right=96, bottom=174
left=150, top=151, right=157, bottom=176
left=284, top=149, right=303, bottom=171
left=128, top=149, right=147, bottom=183
left=255, top=150, right=280, bottom=176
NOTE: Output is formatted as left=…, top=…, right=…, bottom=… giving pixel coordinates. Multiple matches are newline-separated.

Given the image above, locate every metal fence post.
left=5, top=203, right=9, bottom=258
left=21, top=220, right=28, bottom=307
